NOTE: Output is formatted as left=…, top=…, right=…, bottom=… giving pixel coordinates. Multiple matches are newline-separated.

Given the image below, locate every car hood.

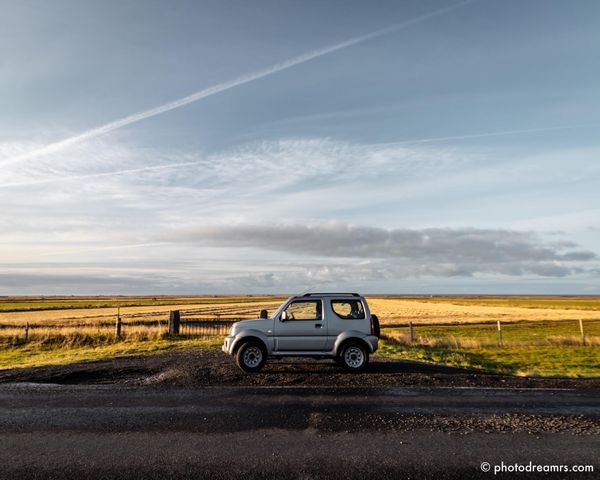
left=231, top=318, right=272, bottom=334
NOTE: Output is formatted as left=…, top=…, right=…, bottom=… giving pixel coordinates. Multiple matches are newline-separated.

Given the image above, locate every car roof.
left=294, top=292, right=363, bottom=299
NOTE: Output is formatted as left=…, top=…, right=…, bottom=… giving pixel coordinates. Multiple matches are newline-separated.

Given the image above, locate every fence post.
left=115, top=307, right=122, bottom=338
left=24, top=322, right=29, bottom=342
left=579, top=319, right=585, bottom=346
left=408, top=321, right=414, bottom=343
left=169, top=310, right=180, bottom=335
left=497, top=320, right=503, bottom=347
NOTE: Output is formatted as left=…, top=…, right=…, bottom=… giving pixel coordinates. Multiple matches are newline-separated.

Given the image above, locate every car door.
left=273, top=299, right=327, bottom=351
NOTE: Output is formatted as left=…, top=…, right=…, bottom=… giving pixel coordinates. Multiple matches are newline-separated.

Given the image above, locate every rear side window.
left=331, top=300, right=365, bottom=320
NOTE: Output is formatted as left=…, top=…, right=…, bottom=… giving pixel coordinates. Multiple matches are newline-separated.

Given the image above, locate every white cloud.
left=0, top=136, right=468, bottom=241
left=0, top=136, right=465, bottom=188
left=1, top=135, right=598, bottom=293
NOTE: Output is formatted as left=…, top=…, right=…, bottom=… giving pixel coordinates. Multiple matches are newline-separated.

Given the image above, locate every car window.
left=283, top=300, right=322, bottom=320
left=331, top=300, right=365, bottom=320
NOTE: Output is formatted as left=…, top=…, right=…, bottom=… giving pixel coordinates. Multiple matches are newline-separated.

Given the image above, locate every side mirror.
left=280, top=311, right=288, bottom=322
left=260, top=309, right=268, bottom=319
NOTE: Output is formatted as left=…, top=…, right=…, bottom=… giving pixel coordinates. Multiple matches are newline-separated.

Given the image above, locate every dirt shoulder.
left=0, top=347, right=599, bottom=389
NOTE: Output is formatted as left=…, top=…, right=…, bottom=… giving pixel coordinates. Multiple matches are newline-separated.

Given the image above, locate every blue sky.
left=1, top=0, right=599, bottom=294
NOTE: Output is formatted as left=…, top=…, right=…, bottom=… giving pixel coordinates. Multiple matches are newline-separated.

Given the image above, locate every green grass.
left=385, top=319, right=600, bottom=344
left=0, top=336, right=222, bottom=370
left=378, top=320, right=600, bottom=376
left=378, top=338, right=600, bottom=377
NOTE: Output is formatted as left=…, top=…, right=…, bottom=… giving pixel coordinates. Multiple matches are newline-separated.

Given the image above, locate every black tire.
left=236, top=340, right=267, bottom=373
left=338, top=341, right=369, bottom=372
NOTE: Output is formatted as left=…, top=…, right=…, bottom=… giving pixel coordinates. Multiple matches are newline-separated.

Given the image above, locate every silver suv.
left=222, top=293, right=380, bottom=372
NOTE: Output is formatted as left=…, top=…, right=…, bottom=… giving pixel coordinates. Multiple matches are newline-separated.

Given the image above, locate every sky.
left=1, top=0, right=599, bottom=295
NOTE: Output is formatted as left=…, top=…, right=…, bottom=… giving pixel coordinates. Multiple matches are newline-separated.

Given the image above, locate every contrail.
left=0, top=0, right=475, bottom=168
left=377, top=123, right=600, bottom=147
left=1, top=122, right=595, bottom=189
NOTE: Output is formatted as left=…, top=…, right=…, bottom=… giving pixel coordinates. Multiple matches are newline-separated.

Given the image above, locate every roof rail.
left=302, top=292, right=360, bottom=297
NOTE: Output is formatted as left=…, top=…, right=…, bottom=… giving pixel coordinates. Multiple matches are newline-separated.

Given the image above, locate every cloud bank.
left=164, top=222, right=597, bottom=278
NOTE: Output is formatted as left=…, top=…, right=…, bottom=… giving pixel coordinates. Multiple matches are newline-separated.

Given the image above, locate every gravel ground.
left=0, top=382, right=598, bottom=480
left=1, top=347, right=600, bottom=389
left=1, top=347, right=599, bottom=480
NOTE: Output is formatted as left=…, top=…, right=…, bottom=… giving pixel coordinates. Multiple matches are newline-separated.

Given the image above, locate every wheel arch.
left=231, top=332, right=269, bottom=354
left=334, top=334, right=372, bottom=357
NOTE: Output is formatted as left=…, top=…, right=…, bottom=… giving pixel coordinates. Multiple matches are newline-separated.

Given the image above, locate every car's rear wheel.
left=236, top=341, right=267, bottom=372
left=339, top=341, right=369, bottom=372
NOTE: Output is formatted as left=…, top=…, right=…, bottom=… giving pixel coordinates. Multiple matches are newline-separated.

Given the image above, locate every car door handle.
left=315, top=323, right=322, bottom=328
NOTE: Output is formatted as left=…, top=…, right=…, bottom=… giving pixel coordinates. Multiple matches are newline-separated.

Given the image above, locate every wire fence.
left=2, top=309, right=599, bottom=348
left=381, top=319, right=600, bottom=348
left=179, top=319, right=239, bottom=338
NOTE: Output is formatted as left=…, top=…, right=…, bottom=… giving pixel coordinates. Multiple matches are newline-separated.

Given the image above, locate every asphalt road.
left=0, top=384, right=598, bottom=479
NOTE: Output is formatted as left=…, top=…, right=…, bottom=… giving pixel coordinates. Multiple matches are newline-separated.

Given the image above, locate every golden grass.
left=0, top=326, right=164, bottom=346
left=0, top=295, right=286, bottom=312
left=4, top=295, right=599, bottom=328
left=367, top=297, right=600, bottom=324
left=2, top=295, right=600, bottom=346
left=0, top=300, right=282, bottom=327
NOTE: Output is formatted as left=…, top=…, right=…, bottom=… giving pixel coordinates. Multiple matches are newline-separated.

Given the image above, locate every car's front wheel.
left=339, top=341, right=369, bottom=372
left=236, top=341, right=267, bottom=372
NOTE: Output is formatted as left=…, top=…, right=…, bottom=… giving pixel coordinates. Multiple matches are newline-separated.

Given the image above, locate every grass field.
left=367, top=296, right=600, bottom=324
left=0, top=295, right=599, bottom=376
left=0, top=295, right=285, bottom=313
left=377, top=296, right=600, bottom=310
left=381, top=319, right=600, bottom=377
left=0, top=335, right=221, bottom=370
left=378, top=340, right=600, bottom=377
left=384, top=319, right=600, bottom=346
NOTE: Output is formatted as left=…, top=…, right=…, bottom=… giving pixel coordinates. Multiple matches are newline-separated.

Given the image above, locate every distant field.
left=0, top=295, right=285, bottom=313
left=2, top=295, right=599, bottom=326
left=0, top=296, right=285, bottom=328
left=0, top=295, right=599, bottom=376
left=376, top=295, right=600, bottom=310
left=367, top=296, right=600, bottom=324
